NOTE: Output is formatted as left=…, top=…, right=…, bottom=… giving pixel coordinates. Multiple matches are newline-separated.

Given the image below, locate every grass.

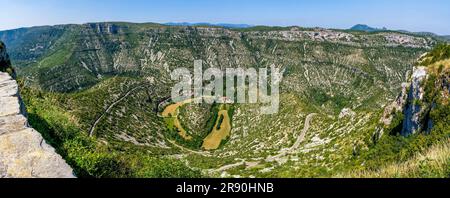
left=419, top=43, right=450, bottom=66
left=338, top=140, right=450, bottom=178
left=426, top=59, right=450, bottom=74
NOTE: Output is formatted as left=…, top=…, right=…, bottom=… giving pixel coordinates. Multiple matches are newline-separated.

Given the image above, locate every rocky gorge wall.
left=375, top=66, right=432, bottom=138
left=375, top=55, right=450, bottom=140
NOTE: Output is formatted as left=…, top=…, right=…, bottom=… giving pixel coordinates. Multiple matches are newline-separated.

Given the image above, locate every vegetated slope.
left=0, top=22, right=442, bottom=177
left=442, top=36, right=450, bottom=42
left=339, top=140, right=449, bottom=178
left=341, top=44, right=450, bottom=178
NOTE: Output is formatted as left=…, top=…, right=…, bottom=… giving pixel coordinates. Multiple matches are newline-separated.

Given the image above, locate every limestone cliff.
left=401, top=67, right=429, bottom=136
left=0, top=43, right=74, bottom=178
left=374, top=49, right=450, bottom=140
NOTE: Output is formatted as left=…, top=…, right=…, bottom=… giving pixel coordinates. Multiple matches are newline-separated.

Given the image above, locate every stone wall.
left=0, top=72, right=75, bottom=178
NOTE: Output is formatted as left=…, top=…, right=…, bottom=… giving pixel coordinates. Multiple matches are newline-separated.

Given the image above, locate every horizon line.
left=0, top=21, right=448, bottom=36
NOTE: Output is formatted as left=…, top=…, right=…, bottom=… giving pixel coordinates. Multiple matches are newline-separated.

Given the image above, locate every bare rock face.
left=401, top=67, right=428, bottom=136
left=0, top=72, right=75, bottom=178
left=373, top=67, right=428, bottom=140
left=373, top=63, right=450, bottom=141
left=380, top=82, right=409, bottom=126
left=373, top=82, right=409, bottom=140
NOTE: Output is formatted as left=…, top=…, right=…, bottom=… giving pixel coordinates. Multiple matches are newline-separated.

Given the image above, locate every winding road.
left=211, top=113, right=317, bottom=172
left=265, top=113, right=317, bottom=162
left=167, top=140, right=212, bottom=156
left=89, top=86, right=143, bottom=137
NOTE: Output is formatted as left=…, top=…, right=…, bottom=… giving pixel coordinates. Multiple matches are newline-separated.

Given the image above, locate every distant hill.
left=351, top=25, right=450, bottom=42
left=163, top=22, right=253, bottom=28
left=413, top=32, right=450, bottom=42
left=350, top=24, right=387, bottom=32
left=398, top=30, right=450, bottom=42
left=443, top=35, right=450, bottom=41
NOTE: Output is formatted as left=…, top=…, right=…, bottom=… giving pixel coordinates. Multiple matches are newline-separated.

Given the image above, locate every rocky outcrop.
left=0, top=42, right=9, bottom=63
left=0, top=72, right=75, bottom=178
left=374, top=67, right=430, bottom=139
left=0, top=42, right=13, bottom=76
left=401, top=67, right=428, bottom=136
left=339, top=108, right=356, bottom=119
left=373, top=79, right=410, bottom=140
left=379, top=82, right=409, bottom=126
left=375, top=59, right=450, bottom=140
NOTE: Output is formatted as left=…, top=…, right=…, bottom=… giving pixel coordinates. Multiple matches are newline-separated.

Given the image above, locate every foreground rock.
left=0, top=72, right=75, bottom=178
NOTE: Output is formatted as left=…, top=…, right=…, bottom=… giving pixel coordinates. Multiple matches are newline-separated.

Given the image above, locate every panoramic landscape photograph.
left=0, top=0, right=449, bottom=191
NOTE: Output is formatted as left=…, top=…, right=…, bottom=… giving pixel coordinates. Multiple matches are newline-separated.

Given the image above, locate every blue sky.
left=1, top=0, right=449, bottom=35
